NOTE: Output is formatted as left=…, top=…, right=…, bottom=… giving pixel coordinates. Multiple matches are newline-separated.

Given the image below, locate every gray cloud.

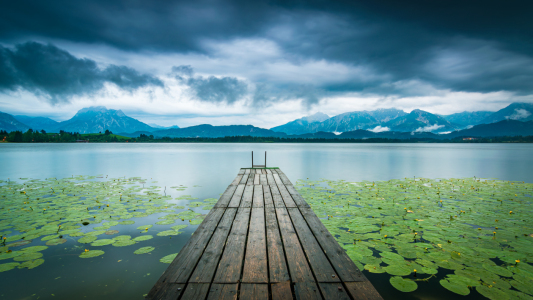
left=253, top=83, right=321, bottom=109
left=0, top=42, right=163, bottom=102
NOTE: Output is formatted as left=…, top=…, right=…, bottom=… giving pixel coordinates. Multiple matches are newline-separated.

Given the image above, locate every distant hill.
left=441, top=111, right=493, bottom=127
left=54, top=106, right=154, bottom=134
left=382, top=109, right=460, bottom=132
left=147, top=123, right=180, bottom=129
left=270, top=112, right=329, bottom=135
left=0, top=112, right=30, bottom=132
left=127, top=124, right=288, bottom=138
left=367, top=108, right=408, bottom=123
left=448, top=120, right=533, bottom=138
left=480, top=103, right=533, bottom=124
left=14, top=115, right=59, bottom=131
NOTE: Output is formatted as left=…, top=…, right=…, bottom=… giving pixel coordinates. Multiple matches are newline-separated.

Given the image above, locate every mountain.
left=127, top=124, right=288, bottom=138
left=441, top=111, right=493, bottom=127
left=480, top=103, right=533, bottom=124
left=270, top=112, right=329, bottom=135
left=55, top=106, right=154, bottom=134
left=14, top=115, right=59, bottom=131
left=147, top=123, right=180, bottom=129
left=366, top=108, right=408, bottom=123
left=314, top=111, right=378, bottom=132
left=0, top=112, right=30, bottom=132
left=382, top=109, right=460, bottom=132
left=447, top=120, right=533, bottom=138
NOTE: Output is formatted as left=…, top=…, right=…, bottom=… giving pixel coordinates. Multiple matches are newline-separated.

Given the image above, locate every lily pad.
left=155, top=220, right=174, bottom=225
left=0, top=262, right=20, bottom=272
left=105, top=230, right=119, bottom=235
left=21, top=246, right=48, bottom=252
left=390, top=276, right=417, bottom=292
left=440, top=279, right=470, bottom=295
left=476, top=285, right=510, bottom=300
left=91, top=239, right=115, bottom=246
left=119, top=220, right=135, bottom=225
left=157, top=230, right=182, bottom=237
left=78, top=235, right=98, bottom=244
left=45, top=238, right=67, bottom=246
left=112, top=240, right=136, bottom=247
left=79, top=250, right=105, bottom=258
left=160, top=253, right=178, bottom=263
left=14, top=252, right=43, bottom=261
left=137, top=225, right=153, bottom=230
left=18, top=259, right=44, bottom=269
left=134, top=246, right=155, bottom=254
left=132, top=235, right=153, bottom=242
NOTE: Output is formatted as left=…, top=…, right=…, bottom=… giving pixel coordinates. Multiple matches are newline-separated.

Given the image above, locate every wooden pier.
left=147, top=168, right=383, bottom=300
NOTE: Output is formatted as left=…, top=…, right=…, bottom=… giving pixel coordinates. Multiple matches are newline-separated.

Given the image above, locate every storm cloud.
left=0, top=42, right=163, bottom=102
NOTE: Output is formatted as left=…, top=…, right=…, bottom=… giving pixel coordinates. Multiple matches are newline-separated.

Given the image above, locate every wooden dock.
left=146, top=168, right=383, bottom=300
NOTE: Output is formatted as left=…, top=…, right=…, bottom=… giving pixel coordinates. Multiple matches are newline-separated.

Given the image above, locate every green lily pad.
left=156, top=230, right=182, bottom=237
left=0, top=262, right=20, bottom=272
left=384, top=265, right=412, bottom=276
left=170, top=225, right=187, bottom=231
left=105, top=230, right=119, bottom=235
left=476, top=285, right=510, bottom=300
left=137, top=225, right=153, bottom=230
left=189, top=219, right=202, bottom=225
left=21, top=246, right=48, bottom=252
left=79, top=250, right=105, bottom=258
left=18, top=259, right=44, bottom=269
left=45, top=238, right=67, bottom=246
left=160, top=253, right=178, bottom=263
left=91, top=239, right=115, bottom=246
left=134, top=246, right=155, bottom=254
left=390, top=276, right=417, bottom=292
left=155, top=220, right=175, bottom=225
left=14, top=252, right=43, bottom=261
left=112, top=240, right=136, bottom=247
left=113, top=235, right=132, bottom=241
left=132, top=235, right=153, bottom=242
left=119, top=221, right=135, bottom=225
left=440, top=279, right=470, bottom=295
left=6, top=240, right=32, bottom=248
left=483, top=264, right=513, bottom=277
left=78, top=235, right=98, bottom=244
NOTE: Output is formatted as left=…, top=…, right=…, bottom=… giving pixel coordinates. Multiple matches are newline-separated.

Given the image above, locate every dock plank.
left=254, top=173, right=261, bottom=185
left=270, top=185, right=285, bottom=208
left=207, top=284, right=238, bottom=300
left=260, top=174, right=268, bottom=185
left=252, top=185, right=264, bottom=207
left=263, top=185, right=274, bottom=208
left=215, top=185, right=237, bottom=208
left=181, top=283, right=210, bottom=300
left=242, top=208, right=268, bottom=283
left=189, top=208, right=237, bottom=283
left=240, top=284, right=269, bottom=299
left=240, top=174, right=249, bottom=184
left=299, top=207, right=366, bottom=282
left=228, top=184, right=245, bottom=208
left=318, top=283, right=350, bottom=300
left=275, top=207, right=315, bottom=283
left=287, top=208, right=340, bottom=283
left=213, top=207, right=251, bottom=283
left=266, top=207, right=290, bottom=283
left=231, top=174, right=243, bottom=186
left=239, top=185, right=254, bottom=208
left=271, top=282, right=292, bottom=300
left=277, top=183, right=297, bottom=207
left=266, top=173, right=275, bottom=185
left=247, top=174, right=255, bottom=185
left=293, top=282, right=322, bottom=300
left=344, top=281, right=384, bottom=300
left=146, top=283, right=184, bottom=300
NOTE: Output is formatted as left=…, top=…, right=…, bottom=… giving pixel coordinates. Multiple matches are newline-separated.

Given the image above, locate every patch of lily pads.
left=297, top=177, right=533, bottom=299
left=0, top=175, right=217, bottom=273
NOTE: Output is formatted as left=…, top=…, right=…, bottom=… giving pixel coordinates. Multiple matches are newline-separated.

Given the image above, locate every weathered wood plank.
left=145, top=283, right=184, bottom=300
left=240, top=173, right=249, bottom=184
left=293, top=282, right=322, bottom=300
left=273, top=173, right=284, bottom=186
left=247, top=173, right=255, bottom=185
left=254, top=173, right=260, bottom=185
left=252, top=185, right=264, bottom=207
left=238, top=169, right=246, bottom=175
left=231, top=174, right=243, bottom=186
left=263, top=185, right=274, bottom=208
left=214, top=185, right=237, bottom=208
left=240, top=185, right=254, bottom=208
left=275, top=207, right=315, bottom=283
left=147, top=208, right=225, bottom=289
left=207, top=283, right=238, bottom=300
left=242, top=208, right=268, bottom=283
left=287, top=208, right=340, bottom=282
left=277, top=183, right=297, bottom=208
left=228, top=184, right=245, bottom=208
left=299, top=207, right=366, bottom=282
left=189, top=208, right=238, bottom=283
left=271, top=282, right=292, bottom=300
left=245, top=169, right=251, bottom=174
left=265, top=169, right=272, bottom=175
left=319, top=283, right=350, bottom=300
left=266, top=173, right=275, bottom=185
left=240, top=284, right=269, bottom=299
left=289, top=193, right=310, bottom=208
left=285, top=184, right=299, bottom=195
left=344, top=281, right=384, bottom=300
left=277, top=171, right=292, bottom=185
left=270, top=185, right=285, bottom=208
left=181, top=283, right=210, bottom=300
left=266, top=207, right=290, bottom=283
left=260, top=174, right=268, bottom=185
left=213, top=207, right=251, bottom=283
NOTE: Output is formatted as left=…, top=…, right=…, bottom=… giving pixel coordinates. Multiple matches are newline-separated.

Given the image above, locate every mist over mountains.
left=1, top=103, right=533, bottom=139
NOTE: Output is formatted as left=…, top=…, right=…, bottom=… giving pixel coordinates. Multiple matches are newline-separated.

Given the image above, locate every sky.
left=1, top=0, right=532, bottom=128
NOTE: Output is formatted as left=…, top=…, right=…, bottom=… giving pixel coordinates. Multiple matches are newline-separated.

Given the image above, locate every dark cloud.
left=172, top=65, right=247, bottom=104
left=0, top=42, right=163, bottom=102
left=253, top=83, right=321, bottom=109
left=1, top=0, right=533, bottom=97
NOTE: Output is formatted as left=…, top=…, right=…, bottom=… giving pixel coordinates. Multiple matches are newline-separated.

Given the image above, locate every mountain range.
left=1, top=102, right=532, bottom=139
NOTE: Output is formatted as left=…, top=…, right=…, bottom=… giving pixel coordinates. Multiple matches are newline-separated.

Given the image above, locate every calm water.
left=1, top=143, right=532, bottom=300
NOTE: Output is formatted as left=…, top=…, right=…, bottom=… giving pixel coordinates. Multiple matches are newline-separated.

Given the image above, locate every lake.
left=1, top=143, right=532, bottom=300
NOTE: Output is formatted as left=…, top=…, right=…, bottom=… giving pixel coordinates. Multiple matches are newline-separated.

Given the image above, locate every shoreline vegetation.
left=1, top=129, right=533, bottom=143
